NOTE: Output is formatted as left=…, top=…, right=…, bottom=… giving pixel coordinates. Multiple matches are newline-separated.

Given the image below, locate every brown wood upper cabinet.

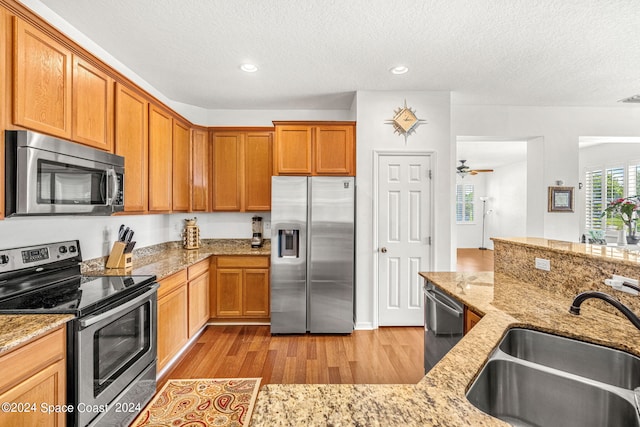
left=13, top=17, right=72, bottom=139
left=210, top=129, right=273, bottom=211
left=172, top=119, right=190, bottom=212
left=273, top=122, right=355, bottom=176
left=72, top=57, right=114, bottom=151
left=191, top=128, right=209, bottom=212
left=115, top=83, right=148, bottom=213
left=148, top=104, right=173, bottom=212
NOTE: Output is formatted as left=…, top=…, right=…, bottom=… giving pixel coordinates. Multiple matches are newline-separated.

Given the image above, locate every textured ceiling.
left=36, top=0, right=640, bottom=110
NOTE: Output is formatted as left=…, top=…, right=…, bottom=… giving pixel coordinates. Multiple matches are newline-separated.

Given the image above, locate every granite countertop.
left=83, top=238, right=270, bottom=280
left=0, top=239, right=270, bottom=356
left=0, top=314, right=74, bottom=354
left=251, top=270, right=640, bottom=426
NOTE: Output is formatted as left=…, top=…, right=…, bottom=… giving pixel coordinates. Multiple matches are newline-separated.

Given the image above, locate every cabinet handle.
left=380, top=247, right=387, bottom=253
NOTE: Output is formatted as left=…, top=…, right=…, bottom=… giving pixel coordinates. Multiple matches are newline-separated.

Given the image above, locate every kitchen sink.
left=466, top=328, right=640, bottom=427
left=499, top=327, right=640, bottom=389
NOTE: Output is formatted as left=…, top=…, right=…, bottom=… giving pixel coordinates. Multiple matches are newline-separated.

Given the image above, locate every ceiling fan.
left=457, top=160, right=494, bottom=177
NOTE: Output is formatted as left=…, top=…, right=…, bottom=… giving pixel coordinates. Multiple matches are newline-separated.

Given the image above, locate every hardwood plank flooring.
left=457, top=248, right=494, bottom=272
left=159, top=325, right=424, bottom=388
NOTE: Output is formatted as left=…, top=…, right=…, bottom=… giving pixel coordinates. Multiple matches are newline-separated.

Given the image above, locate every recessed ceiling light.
left=240, top=63, right=258, bottom=73
left=390, top=65, right=409, bottom=75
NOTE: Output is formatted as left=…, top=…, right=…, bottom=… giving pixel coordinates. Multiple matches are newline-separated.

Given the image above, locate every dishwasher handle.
left=424, top=289, right=463, bottom=317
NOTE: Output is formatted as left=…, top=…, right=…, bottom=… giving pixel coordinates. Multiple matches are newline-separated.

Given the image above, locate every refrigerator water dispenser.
left=278, top=229, right=299, bottom=258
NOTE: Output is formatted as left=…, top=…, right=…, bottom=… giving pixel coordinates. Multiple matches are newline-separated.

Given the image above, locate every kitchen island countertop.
left=251, top=270, right=640, bottom=426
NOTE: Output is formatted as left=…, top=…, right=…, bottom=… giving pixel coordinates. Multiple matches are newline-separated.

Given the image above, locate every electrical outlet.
left=535, top=257, right=551, bottom=271
left=264, top=222, right=271, bottom=233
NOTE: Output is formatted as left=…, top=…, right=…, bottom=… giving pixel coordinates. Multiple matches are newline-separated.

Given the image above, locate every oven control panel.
left=0, top=240, right=81, bottom=271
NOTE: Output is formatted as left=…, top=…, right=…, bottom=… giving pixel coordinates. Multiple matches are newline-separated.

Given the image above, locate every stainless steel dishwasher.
left=423, top=281, right=464, bottom=373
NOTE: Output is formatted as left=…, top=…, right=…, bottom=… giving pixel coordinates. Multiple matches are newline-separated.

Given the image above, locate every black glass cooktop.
left=0, top=273, right=156, bottom=316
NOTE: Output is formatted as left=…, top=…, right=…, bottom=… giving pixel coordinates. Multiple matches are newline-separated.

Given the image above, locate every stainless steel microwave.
left=4, top=130, right=124, bottom=216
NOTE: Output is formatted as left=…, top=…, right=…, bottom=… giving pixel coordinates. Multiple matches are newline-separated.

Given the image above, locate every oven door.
left=75, top=285, right=157, bottom=427
left=16, top=144, right=123, bottom=216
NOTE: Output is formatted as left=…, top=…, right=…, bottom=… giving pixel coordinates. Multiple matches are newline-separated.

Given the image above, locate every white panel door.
left=378, top=154, right=431, bottom=326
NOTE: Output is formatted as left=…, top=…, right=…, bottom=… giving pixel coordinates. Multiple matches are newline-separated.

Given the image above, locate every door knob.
left=380, top=247, right=387, bottom=253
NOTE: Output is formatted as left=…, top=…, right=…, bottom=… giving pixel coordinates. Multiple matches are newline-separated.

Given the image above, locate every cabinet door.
left=0, top=326, right=66, bottom=427
left=157, top=284, right=188, bottom=372
left=72, top=56, right=114, bottom=151
left=0, top=8, right=6, bottom=220
left=274, top=125, right=312, bottom=175
left=0, top=360, right=66, bottom=426
left=191, top=128, right=209, bottom=212
left=172, top=120, right=190, bottom=212
left=245, top=132, right=272, bottom=211
left=188, top=271, right=210, bottom=337
left=148, top=104, right=173, bottom=212
left=464, top=307, right=481, bottom=335
left=13, top=17, right=72, bottom=139
left=243, top=268, right=270, bottom=317
left=313, top=125, right=355, bottom=175
left=115, top=83, right=148, bottom=212
left=216, top=268, right=243, bottom=317
left=211, top=133, right=242, bottom=211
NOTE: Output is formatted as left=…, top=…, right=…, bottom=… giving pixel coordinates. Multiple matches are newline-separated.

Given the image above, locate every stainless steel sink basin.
left=499, top=328, right=640, bottom=389
left=466, top=328, right=640, bottom=427
left=467, top=359, right=640, bottom=427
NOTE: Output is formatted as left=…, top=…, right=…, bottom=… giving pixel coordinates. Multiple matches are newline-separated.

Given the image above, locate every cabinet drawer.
left=0, top=326, right=65, bottom=394
left=158, top=270, right=188, bottom=299
left=216, top=256, right=269, bottom=268
left=188, top=259, right=209, bottom=279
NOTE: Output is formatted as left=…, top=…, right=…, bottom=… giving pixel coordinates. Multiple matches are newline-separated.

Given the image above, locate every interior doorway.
left=455, top=137, right=529, bottom=253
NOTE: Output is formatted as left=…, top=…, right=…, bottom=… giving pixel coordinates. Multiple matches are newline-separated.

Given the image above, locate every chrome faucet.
left=569, top=291, right=640, bottom=330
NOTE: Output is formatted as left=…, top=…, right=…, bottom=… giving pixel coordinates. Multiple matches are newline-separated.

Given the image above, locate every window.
left=456, top=184, right=474, bottom=223
left=585, top=163, right=640, bottom=230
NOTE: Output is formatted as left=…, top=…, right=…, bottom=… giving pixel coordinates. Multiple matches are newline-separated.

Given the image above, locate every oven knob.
left=59, top=246, right=67, bottom=254
left=69, top=245, right=76, bottom=253
left=0, top=255, right=9, bottom=265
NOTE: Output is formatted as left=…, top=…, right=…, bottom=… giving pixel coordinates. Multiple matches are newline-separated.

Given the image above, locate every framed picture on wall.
left=548, top=186, right=574, bottom=212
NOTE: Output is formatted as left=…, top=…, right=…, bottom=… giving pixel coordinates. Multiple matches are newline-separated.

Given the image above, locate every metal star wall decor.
left=385, top=99, right=427, bottom=144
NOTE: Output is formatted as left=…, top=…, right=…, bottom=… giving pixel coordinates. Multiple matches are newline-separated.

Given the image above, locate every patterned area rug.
left=130, top=378, right=261, bottom=427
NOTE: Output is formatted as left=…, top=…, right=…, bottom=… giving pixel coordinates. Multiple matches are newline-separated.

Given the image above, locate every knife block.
left=106, top=241, right=133, bottom=269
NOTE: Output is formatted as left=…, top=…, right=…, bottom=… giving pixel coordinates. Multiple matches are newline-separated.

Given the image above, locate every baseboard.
left=354, top=321, right=375, bottom=330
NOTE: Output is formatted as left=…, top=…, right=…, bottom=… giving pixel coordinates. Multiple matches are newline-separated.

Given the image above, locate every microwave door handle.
left=105, top=169, right=118, bottom=205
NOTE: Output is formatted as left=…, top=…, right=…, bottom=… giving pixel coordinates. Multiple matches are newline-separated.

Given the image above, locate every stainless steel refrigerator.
left=270, top=176, right=355, bottom=334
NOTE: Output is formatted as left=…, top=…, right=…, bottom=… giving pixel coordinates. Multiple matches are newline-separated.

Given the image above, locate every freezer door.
left=270, top=176, right=308, bottom=334
left=309, top=177, right=355, bottom=333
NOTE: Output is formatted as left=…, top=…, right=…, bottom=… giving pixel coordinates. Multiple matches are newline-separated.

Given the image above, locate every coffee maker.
left=251, top=216, right=263, bottom=248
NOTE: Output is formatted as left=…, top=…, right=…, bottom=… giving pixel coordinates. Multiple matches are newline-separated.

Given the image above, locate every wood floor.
left=159, top=250, right=490, bottom=389
left=456, top=248, right=494, bottom=272
left=159, top=325, right=425, bottom=388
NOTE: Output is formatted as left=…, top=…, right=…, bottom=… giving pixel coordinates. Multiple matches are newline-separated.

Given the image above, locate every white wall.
left=452, top=105, right=640, bottom=242
left=456, top=173, right=487, bottom=248
left=0, top=212, right=269, bottom=261
left=354, top=91, right=452, bottom=329
left=485, top=160, right=527, bottom=249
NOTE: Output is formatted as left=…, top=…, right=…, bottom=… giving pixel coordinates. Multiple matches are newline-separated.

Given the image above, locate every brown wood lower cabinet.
left=464, top=306, right=482, bottom=334
left=157, top=270, right=188, bottom=373
left=0, top=325, right=66, bottom=427
left=158, top=261, right=212, bottom=373
left=211, top=256, right=270, bottom=321
left=187, top=259, right=210, bottom=337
